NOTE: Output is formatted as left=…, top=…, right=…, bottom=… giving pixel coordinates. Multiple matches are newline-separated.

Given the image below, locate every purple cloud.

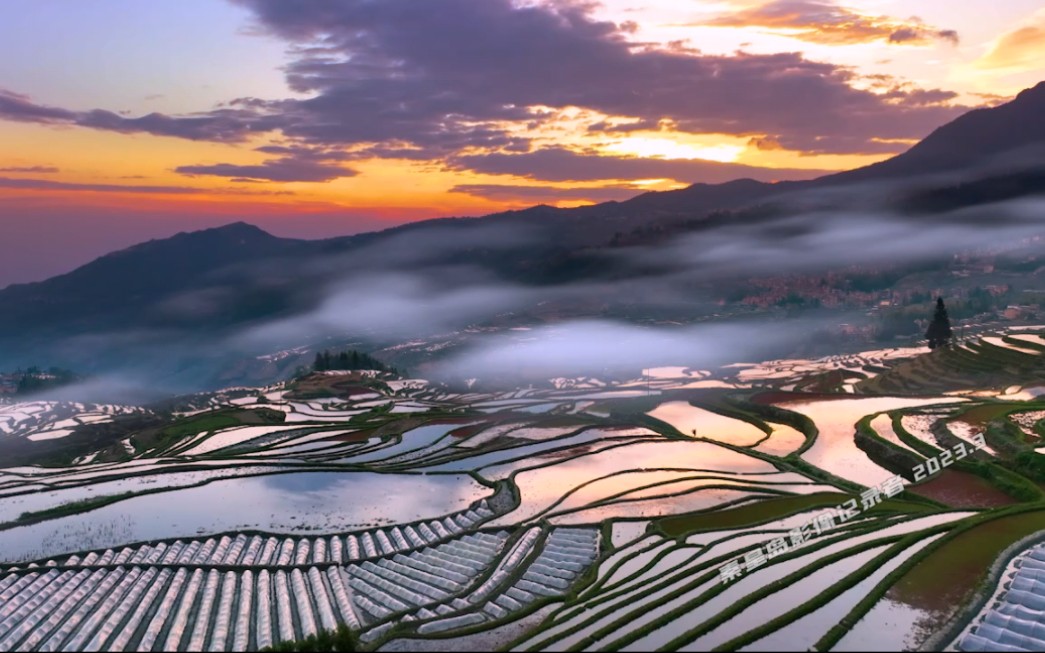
left=0, top=0, right=975, bottom=184
left=175, top=144, right=358, bottom=182
left=450, top=183, right=645, bottom=203
left=0, top=177, right=205, bottom=194
left=890, top=27, right=959, bottom=46
left=76, top=108, right=275, bottom=142
left=0, top=90, right=273, bottom=143
left=448, top=147, right=829, bottom=183
left=0, top=176, right=294, bottom=196
left=0, top=90, right=77, bottom=123
left=175, top=159, right=355, bottom=182
left=229, top=0, right=966, bottom=156
left=0, top=165, right=59, bottom=173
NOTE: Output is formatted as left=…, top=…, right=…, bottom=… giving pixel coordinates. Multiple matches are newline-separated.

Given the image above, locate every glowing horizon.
left=0, top=0, right=1043, bottom=284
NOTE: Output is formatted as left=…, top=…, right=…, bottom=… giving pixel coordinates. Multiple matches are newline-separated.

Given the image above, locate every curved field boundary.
left=814, top=504, right=1045, bottom=651
left=924, top=528, right=1045, bottom=651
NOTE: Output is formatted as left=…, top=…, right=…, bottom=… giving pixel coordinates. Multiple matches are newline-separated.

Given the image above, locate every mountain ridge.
left=1, top=81, right=1044, bottom=380
left=8, top=82, right=1045, bottom=296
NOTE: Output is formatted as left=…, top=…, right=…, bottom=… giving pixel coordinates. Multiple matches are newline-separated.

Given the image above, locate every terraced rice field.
left=0, top=402, right=140, bottom=440
left=2, top=329, right=1045, bottom=650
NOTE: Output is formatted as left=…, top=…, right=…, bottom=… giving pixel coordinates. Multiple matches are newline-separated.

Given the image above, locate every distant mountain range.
left=2, top=81, right=1045, bottom=386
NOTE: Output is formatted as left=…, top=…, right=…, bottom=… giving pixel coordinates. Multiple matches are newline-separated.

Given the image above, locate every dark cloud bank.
left=0, top=0, right=969, bottom=185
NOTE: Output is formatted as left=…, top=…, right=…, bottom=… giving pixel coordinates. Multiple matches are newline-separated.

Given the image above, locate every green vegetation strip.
left=894, top=407, right=1043, bottom=502
left=712, top=529, right=948, bottom=651
left=14, top=492, right=137, bottom=526
left=173, top=408, right=284, bottom=437
left=659, top=493, right=843, bottom=537
left=854, top=413, right=927, bottom=482
left=637, top=512, right=954, bottom=652
left=564, top=523, right=909, bottom=652
left=689, top=399, right=773, bottom=437
left=780, top=456, right=862, bottom=495
left=661, top=532, right=924, bottom=652
left=723, top=396, right=819, bottom=456
left=814, top=504, right=1045, bottom=651
left=519, top=518, right=891, bottom=650
left=381, top=425, right=609, bottom=471
left=1002, top=335, right=1045, bottom=352
left=891, top=411, right=943, bottom=458
left=261, top=625, right=360, bottom=651
left=859, top=340, right=1045, bottom=394
left=552, top=484, right=799, bottom=524
left=535, top=470, right=813, bottom=525
left=565, top=539, right=687, bottom=614
left=956, top=456, right=1044, bottom=503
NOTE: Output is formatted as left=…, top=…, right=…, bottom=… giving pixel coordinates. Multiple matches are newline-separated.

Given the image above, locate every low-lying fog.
left=7, top=159, right=1045, bottom=400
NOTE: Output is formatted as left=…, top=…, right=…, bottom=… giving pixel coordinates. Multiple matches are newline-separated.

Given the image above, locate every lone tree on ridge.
left=925, top=297, right=953, bottom=350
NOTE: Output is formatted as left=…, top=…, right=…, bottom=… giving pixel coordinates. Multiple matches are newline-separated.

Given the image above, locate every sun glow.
left=606, top=137, right=745, bottom=163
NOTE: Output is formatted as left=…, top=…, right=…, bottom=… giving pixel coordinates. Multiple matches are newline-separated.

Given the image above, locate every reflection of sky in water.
left=786, top=397, right=947, bottom=486
left=753, top=423, right=807, bottom=457
left=261, top=472, right=348, bottom=494
left=648, top=401, right=766, bottom=445
left=0, top=471, right=489, bottom=563
left=0, top=466, right=293, bottom=524
left=551, top=488, right=756, bottom=525
left=490, top=440, right=776, bottom=527
left=752, top=535, right=943, bottom=651
left=346, top=423, right=462, bottom=464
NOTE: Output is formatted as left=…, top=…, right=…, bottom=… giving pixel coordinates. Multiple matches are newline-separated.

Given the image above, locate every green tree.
left=925, top=297, right=953, bottom=349
left=261, top=625, right=358, bottom=652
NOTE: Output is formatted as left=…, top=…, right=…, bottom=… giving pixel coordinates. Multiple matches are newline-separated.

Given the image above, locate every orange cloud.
left=977, top=16, right=1045, bottom=71
left=706, top=1, right=959, bottom=47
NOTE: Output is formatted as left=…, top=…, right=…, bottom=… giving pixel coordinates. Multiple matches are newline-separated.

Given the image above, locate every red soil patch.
left=342, top=385, right=380, bottom=397
left=325, top=428, right=376, bottom=443
left=287, top=373, right=386, bottom=400
left=908, top=468, right=1017, bottom=508
left=449, top=423, right=488, bottom=439
left=534, top=443, right=600, bottom=461
left=955, top=403, right=1013, bottom=427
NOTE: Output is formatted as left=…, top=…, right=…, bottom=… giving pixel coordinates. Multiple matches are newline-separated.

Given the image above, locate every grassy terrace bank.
left=657, top=492, right=930, bottom=538
left=815, top=504, right=1045, bottom=650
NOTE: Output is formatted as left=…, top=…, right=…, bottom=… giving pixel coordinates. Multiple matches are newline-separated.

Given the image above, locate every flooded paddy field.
left=2, top=329, right=1045, bottom=651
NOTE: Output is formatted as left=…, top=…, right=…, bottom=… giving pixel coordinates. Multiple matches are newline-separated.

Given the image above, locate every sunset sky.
left=1, top=0, right=1044, bottom=285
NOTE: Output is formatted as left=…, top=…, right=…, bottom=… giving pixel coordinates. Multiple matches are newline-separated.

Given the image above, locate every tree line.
left=13, top=366, right=80, bottom=395
left=312, top=349, right=400, bottom=375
